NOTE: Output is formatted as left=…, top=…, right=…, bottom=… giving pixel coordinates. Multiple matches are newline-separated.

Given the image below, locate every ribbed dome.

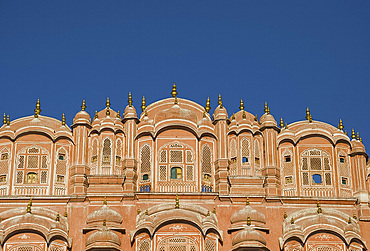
left=259, top=113, right=276, bottom=125
left=123, top=105, right=137, bottom=119
left=155, top=104, right=198, bottom=124
left=73, top=111, right=91, bottom=124
left=86, top=205, right=122, bottom=224
left=232, top=226, right=266, bottom=246
left=213, top=105, right=228, bottom=121
left=86, top=227, right=121, bottom=247
left=231, top=205, right=266, bottom=225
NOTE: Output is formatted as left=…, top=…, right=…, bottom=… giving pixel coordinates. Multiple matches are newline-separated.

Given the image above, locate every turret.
left=212, top=94, right=229, bottom=194
left=70, top=100, right=91, bottom=195
left=122, top=92, right=139, bottom=193
left=259, top=102, right=280, bottom=196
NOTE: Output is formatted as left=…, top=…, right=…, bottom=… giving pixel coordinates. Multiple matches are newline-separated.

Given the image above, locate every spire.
left=353, top=213, right=357, bottom=220
left=291, top=217, right=294, bottom=224
left=175, top=194, right=179, bottom=209
left=171, top=82, right=178, bottom=98
left=317, top=200, right=322, bottom=214
left=285, top=123, right=288, bottom=129
left=246, top=196, right=249, bottom=206
left=351, top=129, right=356, bottom=139
left=3, top=113, right=6, bottom=125
left=106, top=97, right=110, bottom=116
left=137, top=208, right=141, bottom=215
left=116, top=110, right=121, bottom=119
left=128, top=92, right=133, bottom=107
left=56, top=213, right=60, bottom=222
left=141, top=96, right=146, bottom=112
left=264, top=102, right=268, bottom=114
left=81, top=99, right=86, bottom=111
left=357, top=132, right=360, bottom=141
left=305, top=107, right=312, bottom=122
left=280, top=118, right=284, bottom=128
left=94, top=110, right=98, bottom=119
left=64, top=211, right=68, bottom=218
left=239, top=99, right=244, bottom=111
left=62, top=114, right=66, bottom=126
left=242, top=110, right=246, bottom=119
left=218, top=94, right=223, bottom=108
left=26, top=198, right=32, bottom=214
left=254, top=114, right=258, bottom=121
left=205, top=97, right=211, bottom=113
left=103, top=196, right=107, bottom=205
left=6, top=115, right=10, bottom=126
left=247, top=216, right=251, bottom=226
left=231, top=113, right=235, bottom=120
left=284, top=211, right=287, bottom=219
left=34, top=99, right=41, bottom=118
left=103, top=219, right=106, bottom=227
left=338, top=119, right=343, bottom=131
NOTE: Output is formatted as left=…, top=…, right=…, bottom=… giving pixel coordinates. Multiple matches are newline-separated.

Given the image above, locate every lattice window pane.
left=0, top=159, right=8, bottom=174
left=16, top=171, right=23, bottom=183
left=56, top=159, right=67, bottom=175
left=205, top=239, right=215, bottom=251
left=202, top=145, right=212, bottom=173
left=41, top=155, right=47, bottom=168
left=141, top=145, right=151, bottom=173
left=139, top=240, right=150, bottom=251
left=310, top=149, right=320, bottom=155
left=325, top=173, right=332, bottom=185
left=241, top=138, right=250, bottom=157
left=310, top=157, right=321, bottom=170
left=18, top=155, right=25, bottom=168
left=169, top=247, right=186, bottom=251
left=92, top=140, right=98, bottom=155
left=41, top=171, right=47, bottom=184
left=159, top=165, right=167, bottom=181
left=28, top=147, right=39, bottom=154
left=186, top=150, right=193, bottom=163
left=317, top=247, right=333, bottom=251
left=324, top=157, right=330, bottom=170
left=102, top=138, right=111, bottom=164
left=15, top=247, right=33, bottom=251
left=230, top=139, right=236, bottom=158
left=116, top=139, right=122, bottom=157
left=170, top=150, right=183, bottom=163
left=186, top=165, right=194, bottom=181
left=302, top=172, right=309, bottom=185
left=254, top=140, right=260, bottom=158
left=160, top=150, right=167, bottom=163
left=27, top=156, right=38, bottom=169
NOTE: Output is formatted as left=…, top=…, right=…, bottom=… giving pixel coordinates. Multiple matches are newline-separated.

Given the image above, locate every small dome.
left=232, top=226, right=266, bottom=246
left=86, top=227, right=121, bottom=247
left=213, top=105, right=228, bottom=121
left=155, top=104, right=198, bottom=124
left=259, top=113, right=276, bottom=125
left=123, top=105, right=137, bottom=119
left=73, top=111, right=91, bottom=125
left=86, top=205, right=122, bottom=224
left=351, top=140, right=366, bottom=154
left=231, top=205, right=266, bottom=225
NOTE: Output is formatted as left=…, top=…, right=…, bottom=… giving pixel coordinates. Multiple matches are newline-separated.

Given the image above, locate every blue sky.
left=0, top=1, right=369, bottom=149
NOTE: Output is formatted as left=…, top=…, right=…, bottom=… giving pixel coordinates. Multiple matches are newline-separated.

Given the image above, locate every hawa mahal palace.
left=0, top=84, right=369, bottom=251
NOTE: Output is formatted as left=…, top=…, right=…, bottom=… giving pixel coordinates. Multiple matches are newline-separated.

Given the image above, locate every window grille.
left=324, top=157, right=330, bottom=170
left=102, top=138, right=111, bottom=165
left=40, top=171, right=47, bottom=184
left=159, top=165, right=167, bottom=181
left=230, top=139, right=236, bottom=158
left=311, top=157, right=322, bottom=170
left=205, top=239, right=215, bottom=251
left=160, top=150, right=167, bottom=163
left=302, top=172, right=309, bottom=185
left=139, top=240, right=150, bottom=251
left=27, top=156, right=38, bottom=169
left=186, top=165, right=194, bottom=181
left=16, top=171, right=23, bottom=183
left=41, top=155, right=47, bottom=168
left=202, top=144, right=212, bottom=174
left=302, top=158, right=308, bottom=170
left=170, top=150, right=183, bottom=163
left=186, top=150, right=193, bottom=163
left=18, top=156, right=25, bottom=168
left=325, top=173, right=332, bottom=185
left=140, top=145, right=151, bottom=173
left=241, top=137, right=250, bottom=163
left=28, top=147, right=39, bottom=154
left=301, top=148, right=333, bottom=187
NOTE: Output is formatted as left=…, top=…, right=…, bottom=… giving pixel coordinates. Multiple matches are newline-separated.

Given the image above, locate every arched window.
left=0, top=147, right=10, bottom=184
left=102, top=138, right=111, bottom=165
left=241, top=137, right=250, bottom=165
left=140, top=144, right=151, bottom=175
left=171, top=167, right=182, bottom=179
left=301, top=148, right=332, bottom=186
left=254, top=139, right=260, bottom=166
left=201, top=144, right=212, bottom=174
left=230, top=139, right=237, bottom=164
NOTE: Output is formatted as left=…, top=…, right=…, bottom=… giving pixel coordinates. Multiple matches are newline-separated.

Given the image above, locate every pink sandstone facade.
left=0, top=84, right=369, bottom=251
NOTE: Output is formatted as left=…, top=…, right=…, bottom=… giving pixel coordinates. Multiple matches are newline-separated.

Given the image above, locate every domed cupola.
left=86, top=198, right=123, bottom=228
left=230, top=198, right=266, bottom=228
left=73, top=100, right=91, bottom=125
left=231, top=225, right=267, bottom=250
left=259, top=102, right=277, bottom=127
left=350, top=129, right=367, bottom=155
left=85, top=221, right=121, bottom=251
left=123, top=92, right=138, bottom=121
left=213, top=94, right=228, bottom=121
left=154, top=101, right=198, bottom=124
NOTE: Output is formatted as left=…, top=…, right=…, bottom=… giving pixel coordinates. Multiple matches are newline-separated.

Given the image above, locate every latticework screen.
left=201, top=144, right=212, bottom=174
left=102, top=138, right=111, bottom=165
left=140, top=144, right=151, bottom=173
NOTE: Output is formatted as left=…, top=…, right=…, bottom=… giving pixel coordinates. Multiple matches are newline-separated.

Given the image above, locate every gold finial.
left=284, top=211, right=287, bottom=219
left=116, top=110, right=121, bottom=119
left=207, top=211, right=210, bottom=216
left=203, top=111, right=206, bottom=118
left=56, top=213, right=60, bottom=222
left=344, top=130, right=347, bottom=135
left=267, top=107, right=270, bottom=114
left=106, top=97, right=110, bottom=116
left=246, top=197, right=249, bottom=206
left=348, top=217, right=352, bottom=224
left=175, top=194, right=179, bottom=209
left=103, top=196, right=107, bottom=205
left=81, top=99, right=86, bottom=111
left=145, top=209, right=149, bottom=215
left=34, top=99, right=41, bottom=118
left=103, top=219, right=106, bottom=227
left=6, top=115, right=10, bottom=126
left=351, top=129, right=356, bottom=139
left=218, top=94, right=223, bottom=108
left=285, top=123, right=288, bottom=129
left=174, top=96, right=178, bottom=105
left=128, top=92, right=133, bottom=107
left=280, top=118, right=284, bottom=128
left=27, top=198, right=32, bottom=213
left=231, top=113, right=235, bottom=120
left=360, top=137, right=362, bottom=142
left=171, top=82, right=178, bottom=97
left=306, top=107, right=312, bottom=122
left=291, top=217, right=294, bottom=224
left=264, top=102, right=268, bottom=114
left=94, top=110, right=98, bottom=119
left=254, top=114, right=258, bottom=121
left=247, top=216, right=251, bottom=226
left=141, top=96, right=146, bottom=112
left=239, top=99, right=244, bottom=111
left=213, top=208, right=216, bottom=214
left=137, top=208, right=141, bottom=215
left=242, top=110, right=246, bottom=119
left=62, top=114, right=66, bottom=126
left=64, top=211, right=68, bottom=218
left=3, top=113, right=6, bottom=125
left=356, top=132, right=360, bottom=141
left=353, top=213, right=357, bottom=220
left=317, top=200, right=322, bottom=214
left=29, top=198, right=32, bottom=206
left=338, top=119, right=343, bottom=131
left=205, top=97, right=211, bottom=113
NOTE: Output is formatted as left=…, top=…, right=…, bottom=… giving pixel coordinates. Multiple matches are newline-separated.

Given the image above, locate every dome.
left=231, top=205, right=266, bottom=225
left=259, top=113, right=277, bottom=125
left=123, top=105, right=137, bottom=119
left=86, top=204, right=123, bottom=224
left=73, top=111, right=91, bottom=125
left=155, top=104, right=198, bottom=124
left=86, top=227, right=121, bottom=247
left=213, top=105, right=228, bottom=121
left=232, top=226, right=266, bottom=246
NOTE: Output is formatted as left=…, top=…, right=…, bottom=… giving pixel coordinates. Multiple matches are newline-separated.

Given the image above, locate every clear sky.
left=1, top=1, right=369, bottom=149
